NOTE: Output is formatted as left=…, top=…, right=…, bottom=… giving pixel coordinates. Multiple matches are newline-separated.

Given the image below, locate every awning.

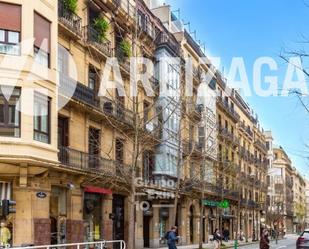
left=84, top=186, right=112, bottom=195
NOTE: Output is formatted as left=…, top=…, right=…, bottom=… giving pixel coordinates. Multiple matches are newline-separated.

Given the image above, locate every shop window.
left=34, top=12, right=51, bottom=67
left=0, top=3, right=21, bottom=55
left=83, top=193, right=102, bottom=241
left=33, top=92, right=51, bottom=143
left=50, top=186, right=67, bottom=245
left=0, top=86, right=21, bottom=137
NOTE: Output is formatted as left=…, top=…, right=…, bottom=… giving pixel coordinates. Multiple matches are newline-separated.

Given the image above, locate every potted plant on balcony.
left=119, top=39, right=132, bottom=57
left=93, top=17, right=109, bottom=42
left=63, top=0, right=78, bottom=14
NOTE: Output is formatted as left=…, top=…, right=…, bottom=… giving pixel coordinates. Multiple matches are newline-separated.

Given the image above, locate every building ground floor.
left=0, top=166, right=264, bottom=248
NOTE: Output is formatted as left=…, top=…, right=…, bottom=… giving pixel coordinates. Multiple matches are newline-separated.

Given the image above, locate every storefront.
left=50, top=186, right=67, bottom=245
left=159, top=207, right=169, bottom=245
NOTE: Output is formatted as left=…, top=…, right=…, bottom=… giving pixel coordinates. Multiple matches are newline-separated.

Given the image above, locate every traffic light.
left=1, top=199, right=16, bottom=217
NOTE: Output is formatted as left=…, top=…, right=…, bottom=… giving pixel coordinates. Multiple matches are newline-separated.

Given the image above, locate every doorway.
left=143, top=215, right=150, bottom=248
left=113, top=195, right=125, bottom=249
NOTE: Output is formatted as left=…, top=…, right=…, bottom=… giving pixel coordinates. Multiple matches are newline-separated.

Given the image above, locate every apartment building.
left=291, top=169, right=306, bottom=233
left=305, top=180, right=309, bottom=228
left=268, top=146, right=294, bottom=233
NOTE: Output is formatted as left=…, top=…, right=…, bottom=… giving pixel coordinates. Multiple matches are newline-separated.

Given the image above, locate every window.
left=34, top=12, right=51, bottom=67
left=34, top=92, right=50, bottom=143
left=88, top=65, right=98, bottom=91
left=0, top=3, right=21, bottom=55
left=115, top=138, right=124, bottom=163
left=0, top=86, right=21, bottom=137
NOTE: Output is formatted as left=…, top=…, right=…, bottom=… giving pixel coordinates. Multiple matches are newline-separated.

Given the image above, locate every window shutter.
left=34, top=12, right=50, bottom=52
left=0, top=3, right=21, bottom=31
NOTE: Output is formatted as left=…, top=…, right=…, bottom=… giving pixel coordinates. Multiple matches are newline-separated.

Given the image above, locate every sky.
left=165, top=0, right=309, bottom=177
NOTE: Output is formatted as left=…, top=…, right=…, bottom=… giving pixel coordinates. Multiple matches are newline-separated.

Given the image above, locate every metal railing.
left=138, top=15, right=156, bottom=39
left=15, top=240, right=126, bottom=249
left=216, top=96, right=240, bottom=121
left=84, top=25, right=112, bottom=57
left=113, top=0, right=136, bottom=18
left=155, top=32, right=180, bottom=56
left=58, top=0, right=82, bottom=36
left=101, top=97, right=134, bottom=126
left=58, top=146, right=133, bottom=178
left=59, top=74, right=97, bottom=107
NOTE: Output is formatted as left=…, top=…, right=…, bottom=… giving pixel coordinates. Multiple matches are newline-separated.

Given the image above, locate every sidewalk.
left=153, top=239, right=258, bottom=249
left=152, top=235, right=290, bottom=249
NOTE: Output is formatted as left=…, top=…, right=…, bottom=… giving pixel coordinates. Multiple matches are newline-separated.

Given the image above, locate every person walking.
left=260, top=229, right=270, bottom=249
left=213, top=228, right=222, bottom=249
left=166, top=226, right=179, bottom=249
left=223, top=228, right=229, bottom=242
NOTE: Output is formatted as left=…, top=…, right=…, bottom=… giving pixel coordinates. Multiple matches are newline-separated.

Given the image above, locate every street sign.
left=203, top=199, right=230, bottom=209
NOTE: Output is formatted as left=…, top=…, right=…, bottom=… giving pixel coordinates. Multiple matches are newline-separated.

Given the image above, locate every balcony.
left=58, top=0, right=82, bottom=38
left=246, top=126, right=253, bottom=138
left=216, top=97, right=240, bottom=122
left=155, top=31, right=180, bottom=56
left=187, top=102, right=203, bottom=122
left=58, top=146, right=133, bottom=178
left=84, top=25, right=112, bottom=57
left=182, top=139, right=203, bottom=157
left=218, top=126, right=233, bottom=143
left=254, top=139, right=267, bottom=153
left=113, top=0, right=136, bottom=19
left=59, top=74, right=97, bottom=107
left=115, top=48, right=131, bottom=74
left=101, top=97, right=134, bottom=126
left=138, top=16, right=156, bottom=40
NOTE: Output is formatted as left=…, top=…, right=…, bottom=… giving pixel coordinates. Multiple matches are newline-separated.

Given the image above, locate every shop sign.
left=203, top=199, right=230, bottom=209
left=36, top=191, right=47, bottom=198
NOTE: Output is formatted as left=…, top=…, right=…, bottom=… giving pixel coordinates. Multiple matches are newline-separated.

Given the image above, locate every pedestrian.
left=213, top=228, right=222, bottom=249
left=223, top=228, right=229, bottom=242
left=166, top=226, right=179, bottom=249
left=260, top=229, right=270, bottom=249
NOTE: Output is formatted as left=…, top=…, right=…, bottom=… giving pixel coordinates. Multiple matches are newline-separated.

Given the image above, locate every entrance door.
left=143, top=216, right=150, bottom=248
left=189, top=206, right=194, bottom=243
left=113, top=195, right=125, bottom=249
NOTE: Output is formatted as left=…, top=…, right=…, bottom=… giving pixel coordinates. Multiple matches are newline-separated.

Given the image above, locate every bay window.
left=34, top=12, right=51, bottom=67
left=0, top=86, right=21, bottom=137
left=34, top=92, right=50, bottom=143
left=0, top=3, right=21, bottom=55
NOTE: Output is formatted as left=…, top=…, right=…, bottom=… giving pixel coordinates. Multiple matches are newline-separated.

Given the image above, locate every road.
left=240, top=234, right=298, bottom=249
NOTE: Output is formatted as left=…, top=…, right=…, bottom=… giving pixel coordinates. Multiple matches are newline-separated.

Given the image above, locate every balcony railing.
left=101, top=97, right=134, bottom=126
left=115, top=48, right=131, bottom=73
left=216, top=97, right=240, bottom=122
left=59, top=74, right=97, bottom=106
left=58, top=0, right=82, bottom=37
left=183, top=139, right=203, bottom=155
left=58, top=146, right=133, bottom=177
left=155, top=32, right=180, bottom=56
left=254, top=139, right=267, bottom=152
left=187, top=102, right=203, bottom=121
left=138, top=16, right=156, bottom=39
left=113, top=0, right=136, bottom=19
left=84, top=25, right=112, bottom=57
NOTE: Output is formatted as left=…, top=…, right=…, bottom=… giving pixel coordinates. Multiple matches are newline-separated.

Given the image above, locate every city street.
left=240, top=234, right=298, bottom=249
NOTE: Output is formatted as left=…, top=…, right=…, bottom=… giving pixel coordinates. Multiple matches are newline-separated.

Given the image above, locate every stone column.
left=135, top=205, right=144, bottom=249
left=149, top=205, right=160, bottom=248
left=66, top=188, right=83, bottom=243
left=194, top=215, right=200, bottom=244
left=102, top=194, right=113, bottom=241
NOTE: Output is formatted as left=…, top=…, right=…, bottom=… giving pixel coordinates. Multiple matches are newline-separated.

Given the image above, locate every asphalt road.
left=239, top=234, right=298, bottom=249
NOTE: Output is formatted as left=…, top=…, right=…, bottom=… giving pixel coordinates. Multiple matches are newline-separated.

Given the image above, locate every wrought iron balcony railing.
left=58, top=0, right=82, bottom=37
left=113, top=0, right=136, bottom=19
left=59, top=74, right=97, bottom=106
left=101, top=97, right=134, bottom=126
left=84, top=25, right=112, bottom=57
left=216, top=96, right=240, bottom=122
left=58, top=146, right=133, bottom=178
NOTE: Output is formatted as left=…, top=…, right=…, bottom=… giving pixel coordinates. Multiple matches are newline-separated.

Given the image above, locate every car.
left=297, top=229, right=309, bottom=249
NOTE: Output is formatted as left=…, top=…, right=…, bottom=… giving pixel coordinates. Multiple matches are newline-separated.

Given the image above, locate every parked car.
left=297, top=229, right=309, bottom=249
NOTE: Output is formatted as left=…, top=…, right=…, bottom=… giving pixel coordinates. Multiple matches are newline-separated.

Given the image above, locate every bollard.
left=234, top=239, right=238, bottom=249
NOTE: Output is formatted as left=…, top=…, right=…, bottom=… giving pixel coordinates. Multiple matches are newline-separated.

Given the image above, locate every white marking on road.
left=276, top=246, right=287, bottom=249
